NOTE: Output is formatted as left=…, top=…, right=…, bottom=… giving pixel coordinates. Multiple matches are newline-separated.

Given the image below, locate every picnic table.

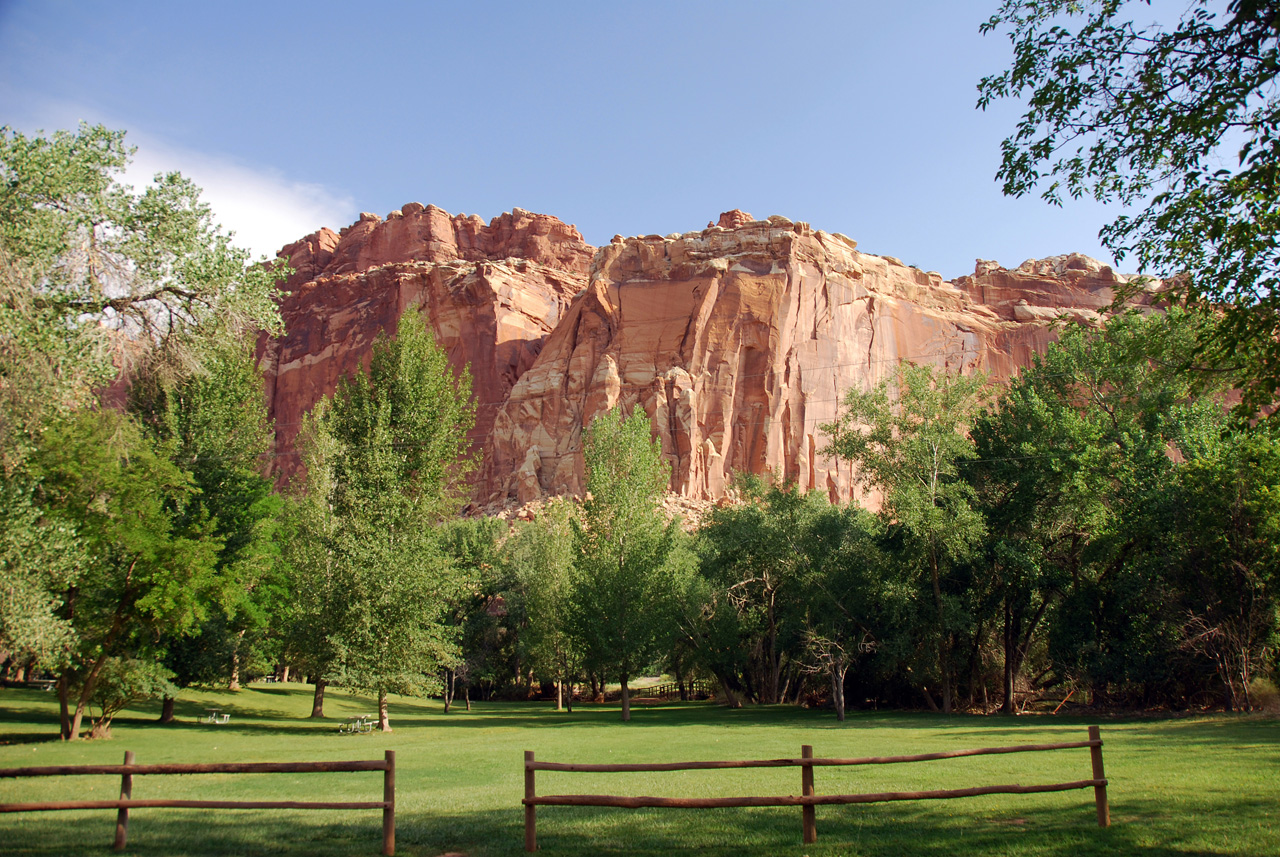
left=203, top=709, right=230, bottom=725
left=338, top=714, right=376, bottom=734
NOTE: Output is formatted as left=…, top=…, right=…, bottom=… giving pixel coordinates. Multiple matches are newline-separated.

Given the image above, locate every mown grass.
left=0, top=683, right=1276, bottom=856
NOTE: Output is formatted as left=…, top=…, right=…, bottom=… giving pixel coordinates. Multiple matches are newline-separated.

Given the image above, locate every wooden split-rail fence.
left=605, top=680, right=715, bottom=702
left=522, top=726, right=1110, bottom=851
left=0, top=750, right=396, bottom=855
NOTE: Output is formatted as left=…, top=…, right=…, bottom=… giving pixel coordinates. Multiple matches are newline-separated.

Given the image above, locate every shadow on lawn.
left=0, top=797, right=1249, bottom=857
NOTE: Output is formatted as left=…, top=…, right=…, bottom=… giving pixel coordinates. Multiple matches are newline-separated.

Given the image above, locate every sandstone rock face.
left=257, top=206, right=592, bottom=487
left=260, top=206, right=1138, bottom=506
left=484, top=222, right=1133, bottom=505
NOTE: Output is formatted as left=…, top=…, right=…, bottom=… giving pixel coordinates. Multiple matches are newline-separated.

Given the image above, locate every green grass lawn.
left=0, top=683, right=1276, bottom=856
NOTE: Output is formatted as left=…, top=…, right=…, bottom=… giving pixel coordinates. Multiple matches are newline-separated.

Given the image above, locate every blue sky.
left=1, top=1, right=1128, bottom=278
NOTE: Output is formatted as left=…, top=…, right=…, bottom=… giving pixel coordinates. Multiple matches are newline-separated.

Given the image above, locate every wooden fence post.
left=112, top=750, right=133, bottom=851
left=1088, top=726, right=1110, bottom=827
left=382, top=750, right=396, bottom=856
left=525, top=751, right=537, bottom=852
left=801, top=744, right=816, bottom=844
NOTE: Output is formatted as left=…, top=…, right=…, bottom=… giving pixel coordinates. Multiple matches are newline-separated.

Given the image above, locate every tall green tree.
left=696, top=479, right=831, bottom=705
left=31, top=408, right=220, bottom=739
left=0, top=481, right=84, bottom=676
left=1170, top=426, right=1280, bottom=709
left=131, top=338, right=283, bottom=715
left=1, top=124, right=286, bottom=735
left=292, top=309, right=475, bottom=730
left=970, top=353, right=1111, bottom=713
left=978, top=0, right=1280, bottom=413
left=0, top=124, right=282, bottom=392
left=823, top=365, right=989, bottom=713
left=280, top=414, right=344, bottom=718
left=797, top=504, right=888, bottom=721
left=570, top=406, right=681, bottom=722
left=438, top=515, right=506, bottom=712
left=507, top=499, right=580, bottom=710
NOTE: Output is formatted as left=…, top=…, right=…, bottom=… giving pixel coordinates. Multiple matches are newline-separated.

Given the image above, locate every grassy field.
left=0, top=683, right=1276, bottom=857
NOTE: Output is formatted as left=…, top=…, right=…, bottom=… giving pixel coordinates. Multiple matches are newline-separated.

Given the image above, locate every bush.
left=1248, top=677, right=1280, bottom=713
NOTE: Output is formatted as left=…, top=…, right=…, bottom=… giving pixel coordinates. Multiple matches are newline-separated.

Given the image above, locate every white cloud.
left=0, top=94, right=356, bottom=259
left=124, top=137, right=357, bottom=259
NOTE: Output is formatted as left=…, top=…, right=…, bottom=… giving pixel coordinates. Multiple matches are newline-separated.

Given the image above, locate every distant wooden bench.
left=522, top=727, right=1110, bottom=851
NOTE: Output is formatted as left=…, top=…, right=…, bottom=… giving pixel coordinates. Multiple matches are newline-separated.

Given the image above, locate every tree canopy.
left=289, top=308, right=475, bottom=730
left=978, top=0, right=1280, bottom=413
left=570, top=405, right=684, bottom=722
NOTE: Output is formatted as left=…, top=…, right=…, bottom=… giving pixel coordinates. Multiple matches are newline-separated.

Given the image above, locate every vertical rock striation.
left=485, top=213, right=1141, bottom=505
left=259, top=206, right=1145, bottom=505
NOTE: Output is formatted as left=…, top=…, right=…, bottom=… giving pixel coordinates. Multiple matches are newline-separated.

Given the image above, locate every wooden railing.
left=522, top=727, right=1109, bottom=850
left=0, top=750, right=396, bottom=855
left=606, top=680, right=715, bottom=702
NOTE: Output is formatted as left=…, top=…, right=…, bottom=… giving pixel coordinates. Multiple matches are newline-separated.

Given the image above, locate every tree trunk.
left=278, top=664, right=290, bottom=683
left=620, top=672, right=631, bottom=722
left=228, top=629, right=245, bottom=691
left=443, top=668, right=455, bottom=714
left=555, top=677, right=563, bottom=711
left=765, top=613, right=781, bottom=704
left=930, top=546, right=952, bottom=714
left=68, top=651, right=110, bottom=741
left=831, top=662, right=848, bottom=722
left=714, top=671, right=742, bottom=708
left=159, top=695, right=176, bottom=723
left=921, top=685, right=940, bottom=712
left=58, top=674, right=72, bottom=740
left=1002, top=599, right=1017, bottom=714
left=464, top=684, right=471, bottom=711
left=378, top=690, right=391, bottom=732
left=565, top=679, right=573, bottom=713
left=309, top=677, right=327, bottom=718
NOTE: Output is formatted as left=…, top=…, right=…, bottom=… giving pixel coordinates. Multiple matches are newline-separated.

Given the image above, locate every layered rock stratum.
left=258, top=206, right=1143, bottom=507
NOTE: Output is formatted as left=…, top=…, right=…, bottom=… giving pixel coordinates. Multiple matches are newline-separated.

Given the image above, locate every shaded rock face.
left=260, top=206, right=1138, bottom=504
left=257, top=206, right=592, bottom=487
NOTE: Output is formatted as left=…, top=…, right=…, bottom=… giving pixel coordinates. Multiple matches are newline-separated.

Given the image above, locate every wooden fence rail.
left=0, top=750, right=396, bottom=855
left=522, top=726, right=1109, bottom=851
left=600, top=679, right=715, bottom=702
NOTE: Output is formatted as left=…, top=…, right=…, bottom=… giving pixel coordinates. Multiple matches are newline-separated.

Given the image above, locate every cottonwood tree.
left=437, top=515, right=505, bottom=712
left=31, top=408, right=220, bottom=740
left=969, top=354, right=1110, bottom=713
left=569, top=406, right=682, bottom=722
left=280, top=415, right=344, bottom=719
left=798, top=504, right=887, bottom=721
left=823, top=364, right=989, bottom=714
left=508, top=499, right=580, bottom=710
left=1, top=124, right=285, bottom=735
left=0, top=482, right=83, bottom=678
left=293, top=309, right=474, bottom=730
left=0, top=124, right=281, bottom=390
left=132, top=339, right=283, bottom=717
left=696, top=479, right=830, bottom=705
left=978, top=0, right=1280, bottom=414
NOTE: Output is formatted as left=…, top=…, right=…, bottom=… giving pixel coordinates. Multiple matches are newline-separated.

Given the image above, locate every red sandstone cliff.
left=257, top=205, right=592, bottom=486
left=259, top=206, right=1143, bottom=505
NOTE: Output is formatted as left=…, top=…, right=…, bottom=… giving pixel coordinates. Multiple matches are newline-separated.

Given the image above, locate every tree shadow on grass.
left=0, top=798, right=1255, bottom=857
